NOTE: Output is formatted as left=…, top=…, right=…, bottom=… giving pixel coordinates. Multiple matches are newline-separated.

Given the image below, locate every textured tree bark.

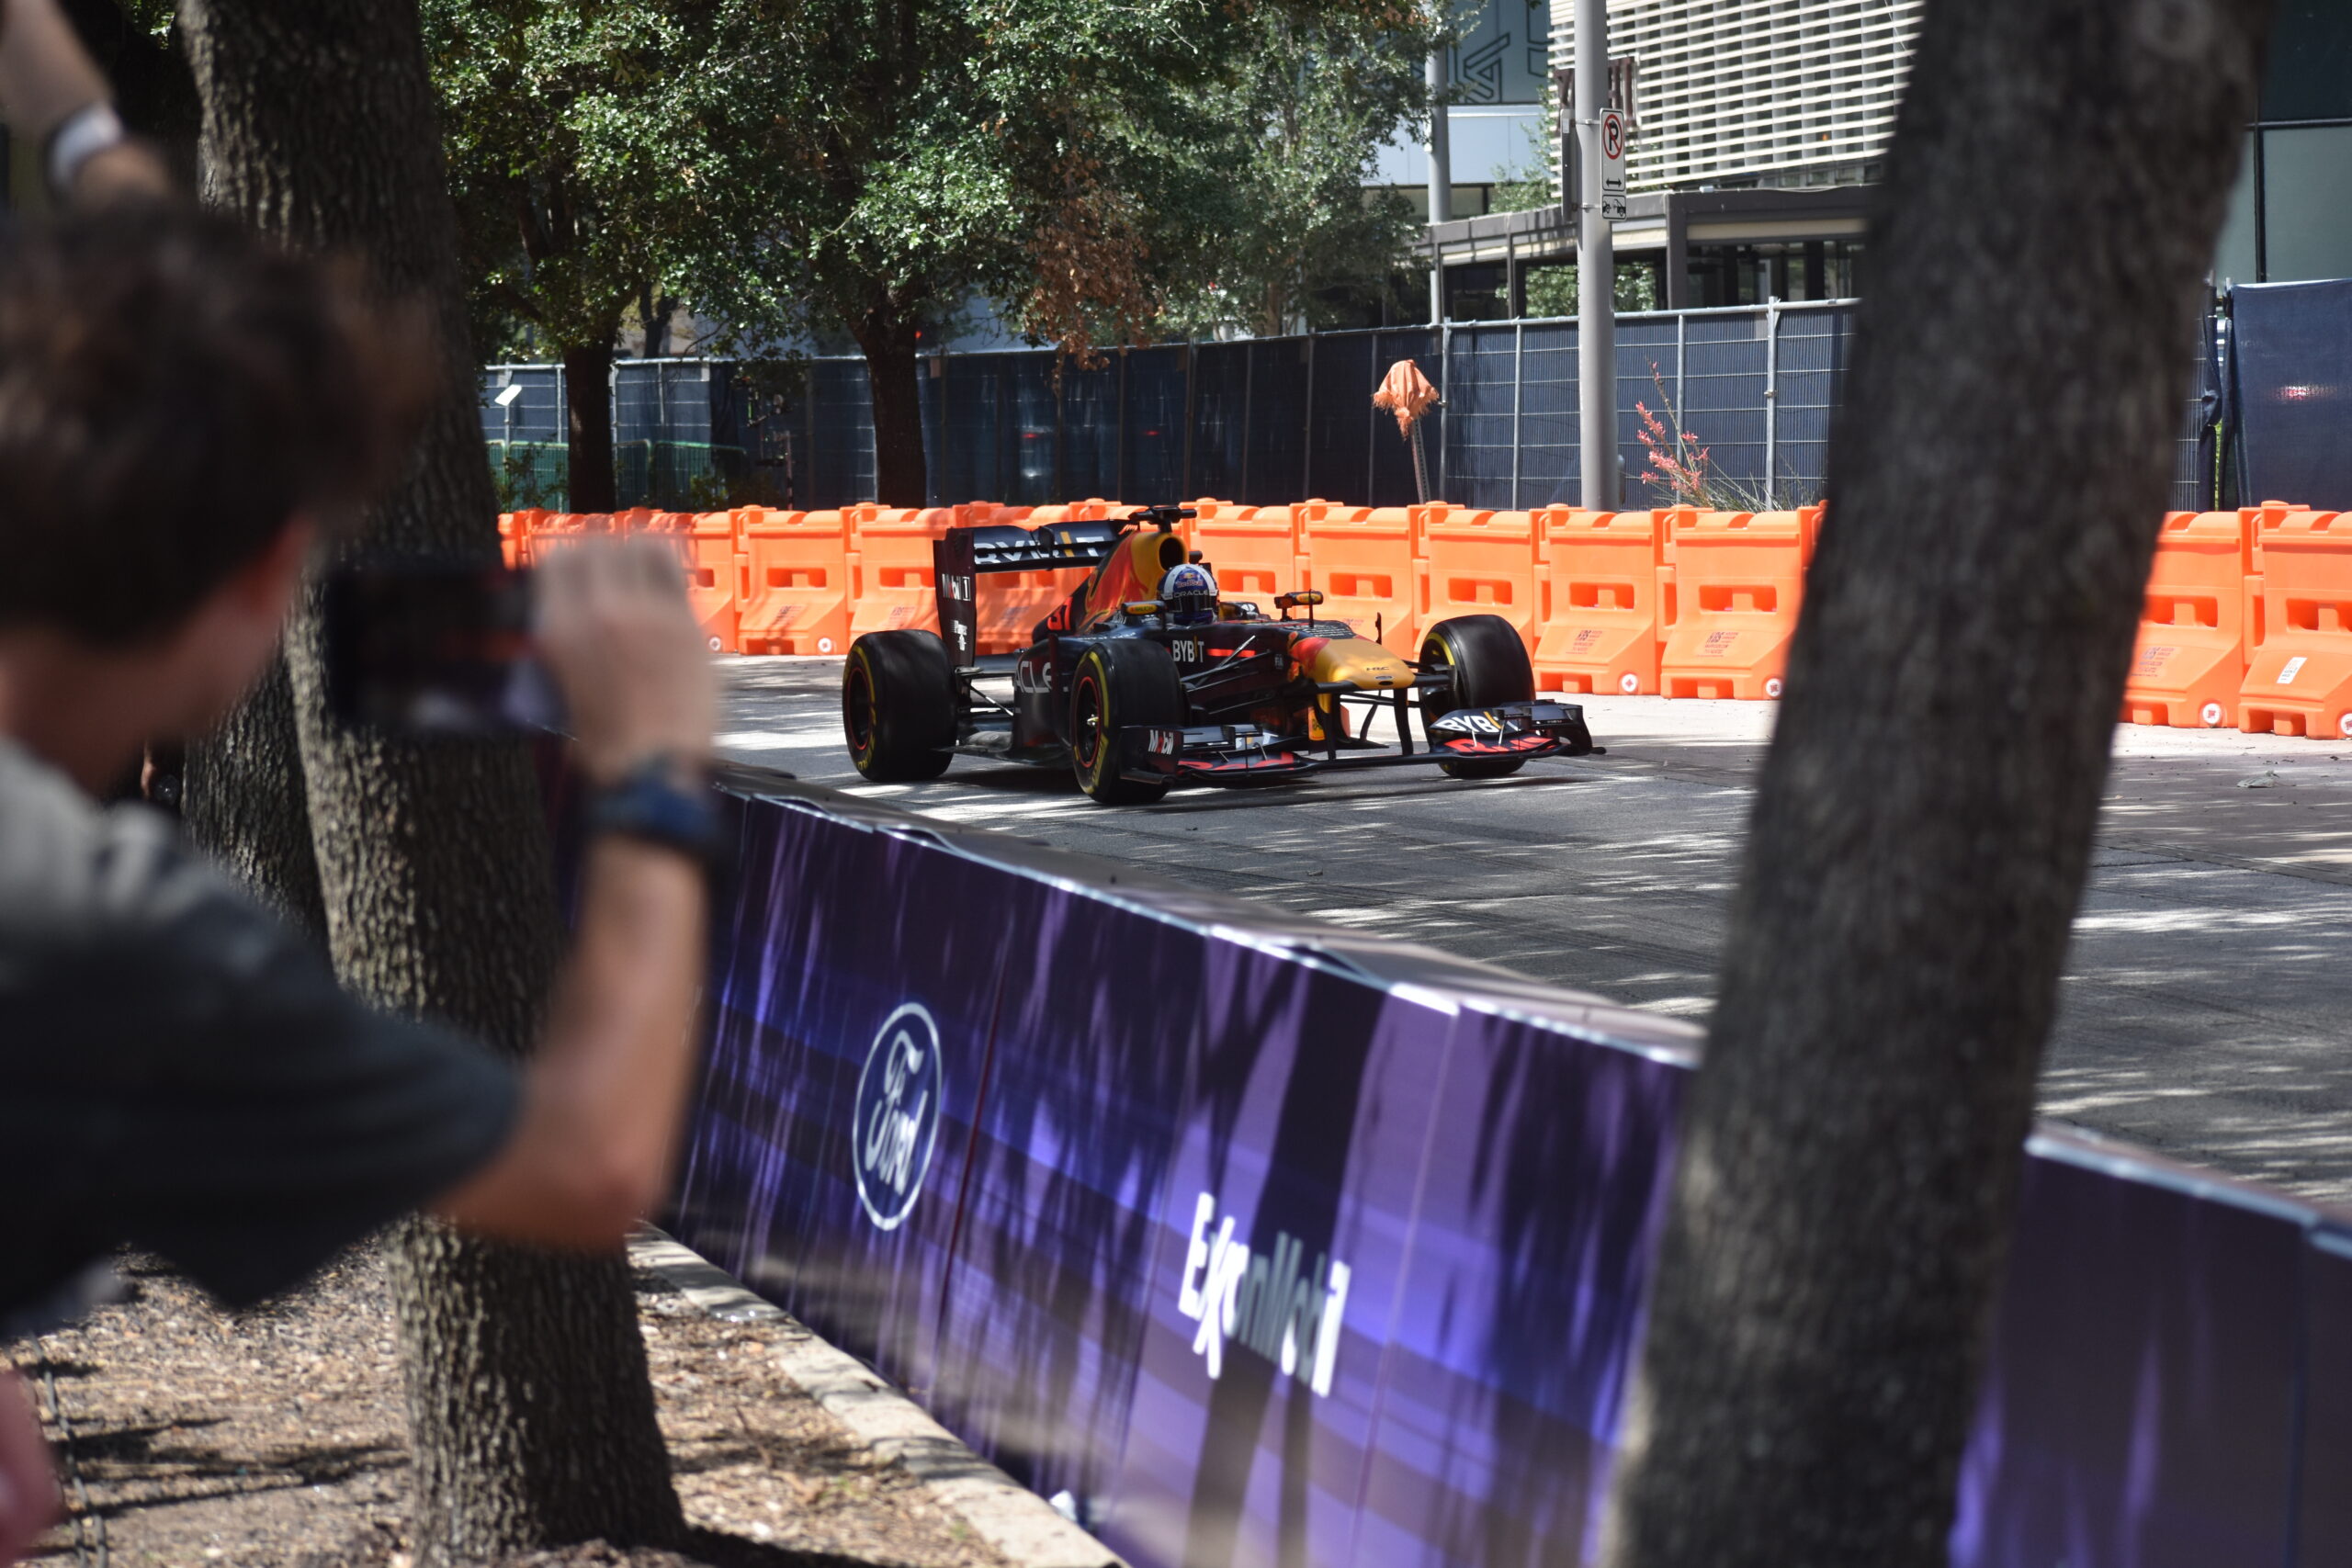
left=181, top=3, right=683, bottom=1561
left=182, top=655, right=326, bottom=940
left=855, top=308, right=927, bottom=506
left=564, top=335, right=619, bottom=513
left=1599, top=3, right=2274, bottom=1565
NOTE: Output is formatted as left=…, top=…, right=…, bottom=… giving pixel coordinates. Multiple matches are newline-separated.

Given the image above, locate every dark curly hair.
left=0, top=201, right=433, bottom=645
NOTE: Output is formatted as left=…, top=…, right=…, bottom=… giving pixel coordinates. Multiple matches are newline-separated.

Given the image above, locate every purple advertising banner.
left=663, top=767, right=2346, bottom=1568
left=1951, top=1134, right=2309, bottom=1568
left=675, top=792, right=1015, bottom=1394
left=1351, top=993, right=1692, bottom=1568
left=2301, top=1224, right=2352, bottom=1560
left=1102, top=948, right=1457, bottom=1568
left=929, top=889, right=1211, bottom=1517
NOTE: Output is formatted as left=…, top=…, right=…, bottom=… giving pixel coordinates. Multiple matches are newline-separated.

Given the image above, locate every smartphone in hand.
left=323, top=562, right=564, bottom=736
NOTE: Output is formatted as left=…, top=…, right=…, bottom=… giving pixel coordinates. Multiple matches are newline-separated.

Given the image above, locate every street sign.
left=1599, top=107, right=1628, bottom=220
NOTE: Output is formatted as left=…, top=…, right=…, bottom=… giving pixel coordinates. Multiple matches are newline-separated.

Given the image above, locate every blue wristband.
left=582, top=755, right=718, bottom=867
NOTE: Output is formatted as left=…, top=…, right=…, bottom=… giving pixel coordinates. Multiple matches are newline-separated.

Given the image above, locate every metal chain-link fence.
left=485, top=298, right=2236, bottom=514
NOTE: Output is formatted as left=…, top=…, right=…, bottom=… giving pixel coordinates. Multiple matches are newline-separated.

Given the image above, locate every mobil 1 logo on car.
left=854, top=1002, right=943, bottom=1231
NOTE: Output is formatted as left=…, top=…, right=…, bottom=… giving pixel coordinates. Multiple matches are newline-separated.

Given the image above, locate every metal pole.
left=1574, top=0, right=1615, bottom=510
left=1241, top=344, right=1255, bottom=502
left=1511, top=321, right=1525, bottom=509
left=1182, top=342, right=1196, bottom=499
left=1428, top=45, right=1451, bottom=325
left=1436, top=321, right=1451, bottom=502
left=1763, top=298, right=1781, bottom=504
left=1676, top=310, right=1687, bottom=408
left=1303, top=333, right=1317, bottom=500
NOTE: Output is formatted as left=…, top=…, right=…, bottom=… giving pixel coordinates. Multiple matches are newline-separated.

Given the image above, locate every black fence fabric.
left=2231, top=279, right=2352, bottom=513
left=486, top=288, right=2321, bottom=517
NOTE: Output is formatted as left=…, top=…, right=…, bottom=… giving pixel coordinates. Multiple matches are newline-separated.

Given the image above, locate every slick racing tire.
left=1422, top=614, right=1536, bottom=779
left=843, top=630, right=957, bottom=782
left=1069, top=640, right=1182, bottom=805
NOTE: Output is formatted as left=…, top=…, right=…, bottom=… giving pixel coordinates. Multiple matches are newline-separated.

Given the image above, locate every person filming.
left=0, top=203, right=718, bottom=1558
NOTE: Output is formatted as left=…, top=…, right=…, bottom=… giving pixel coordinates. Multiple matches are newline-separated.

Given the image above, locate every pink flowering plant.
left=1633, top=363, right=1817, bottom=511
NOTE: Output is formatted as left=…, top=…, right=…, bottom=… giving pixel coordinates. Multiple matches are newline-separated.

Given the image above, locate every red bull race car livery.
left=841, top=504, right=1600, bottom=805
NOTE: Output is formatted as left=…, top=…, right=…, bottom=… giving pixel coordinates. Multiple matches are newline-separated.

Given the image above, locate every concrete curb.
left=629, top=1229, right=1123, bottom=1568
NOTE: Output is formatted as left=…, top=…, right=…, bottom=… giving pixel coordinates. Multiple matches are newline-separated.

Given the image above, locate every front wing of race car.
left=1117, top=701, right=1599, bottom=784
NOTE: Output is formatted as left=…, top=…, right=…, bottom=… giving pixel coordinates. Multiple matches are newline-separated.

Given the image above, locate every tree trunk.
left=1598, top=3, right=2273, bottom=1565
left=565, top=335, right=619, bottom=513
left=854, top=307, right=927, bottom=506
left=181, top=3, right=683, bottom=1562
left=182, top=654, right=326, bottom=940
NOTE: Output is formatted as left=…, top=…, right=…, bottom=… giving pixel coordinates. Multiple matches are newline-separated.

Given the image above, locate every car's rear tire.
left=843, top=630, right=956, bottom=781
left=1421, top=614, right=1534, bottom=779
left=1069, top=640, right=1182, bottom=805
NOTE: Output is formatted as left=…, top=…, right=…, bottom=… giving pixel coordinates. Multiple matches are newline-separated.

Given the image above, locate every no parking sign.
left=1599, top=107, right=1628, bottom=219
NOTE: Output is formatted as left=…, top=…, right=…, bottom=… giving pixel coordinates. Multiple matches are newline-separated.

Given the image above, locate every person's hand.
left=69, top=140, right=172, bottom=206
left=0, top=1371, right=59, bottom=1564
left=534, top=539, right=716, bottom=784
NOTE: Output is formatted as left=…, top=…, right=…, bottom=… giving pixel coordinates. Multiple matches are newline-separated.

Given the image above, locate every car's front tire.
left=843, top=630, right=957, bottom=781
left=1069, top=640, right=1182, bottom=805
left=1421, top=615, right=1534, bottom=779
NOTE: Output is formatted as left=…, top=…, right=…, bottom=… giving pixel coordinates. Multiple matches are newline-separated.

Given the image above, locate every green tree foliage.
left=1494, top=85, right=1657, bottom=317
left=741, top=0, right=1440, bottom=502
left=1520, top=260, right=1658, bottom=316
left=1153, top=8, right=1432, bottom=339
left=423, top=0, right=775, bottom=509
left=427, top=0, right=1436, bottom=506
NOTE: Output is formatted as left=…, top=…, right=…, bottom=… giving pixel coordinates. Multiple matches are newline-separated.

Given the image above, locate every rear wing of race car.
left=933, top=519, right=1122, bottom=666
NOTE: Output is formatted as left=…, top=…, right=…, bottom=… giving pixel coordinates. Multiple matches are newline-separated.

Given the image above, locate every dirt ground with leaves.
left=10, top=1247, right=1004, bottom=1567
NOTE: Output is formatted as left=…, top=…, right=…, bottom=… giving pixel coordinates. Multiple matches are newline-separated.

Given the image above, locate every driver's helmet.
left=1159, top=562, right=1220, bottom=626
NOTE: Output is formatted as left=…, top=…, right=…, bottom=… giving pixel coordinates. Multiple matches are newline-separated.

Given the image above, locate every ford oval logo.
left=853, top=1003, right=943, bottom=1231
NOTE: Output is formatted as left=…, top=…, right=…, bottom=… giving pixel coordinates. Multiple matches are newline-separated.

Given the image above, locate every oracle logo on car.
left=1175, top=1191, right=1351, bottom=1396
left=853, top=1003, right=943, bottom=1231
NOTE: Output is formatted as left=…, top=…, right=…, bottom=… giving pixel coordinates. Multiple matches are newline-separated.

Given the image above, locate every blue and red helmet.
left=1159, top=562, right=1220, bottom=625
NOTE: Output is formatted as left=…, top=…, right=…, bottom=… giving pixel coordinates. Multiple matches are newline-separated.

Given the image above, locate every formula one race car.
left=841, top=504, right=1599, bottom=805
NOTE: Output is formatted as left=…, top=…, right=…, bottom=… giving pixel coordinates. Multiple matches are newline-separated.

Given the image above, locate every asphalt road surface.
left=719, top=656, right=2352, bottom=1209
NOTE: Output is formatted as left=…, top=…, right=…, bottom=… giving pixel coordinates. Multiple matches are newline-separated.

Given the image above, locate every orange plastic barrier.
left=2121, top=509, right=2258, bottom=728
left=526, top=512, right=610, bottom=563
left=1188, top=500, right=1299, bottom=604
left=500, top=510, right=548, bottom=568
left=1024, top=499, right=1119, bottom=526
left=1657, top=506, right=1818, bottom=700
left=848, top=504, right=952, bottom=637
left=2241, top=499, right=2305, bottom=660
left=1418, top=504, right=1539, bottom=643
left=2238, top=507, right=2352, bottom=739
left=736, top=506, right=851, bottom=656
left=678, top=512, right=741, bottom=653
left=1532, top=507, right=1680, bottom=696
left=1295, top=501, right=1417, bottom=655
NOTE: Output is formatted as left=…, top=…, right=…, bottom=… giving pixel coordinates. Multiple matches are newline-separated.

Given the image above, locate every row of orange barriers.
left=2122, top=502, right=2352, bottom=739
left=501, top=498, right=1828, bottom=697
left=501, top=499, right=2352, bottom=739
left=503, top=500, right=1116, bottom=658
left=1168, top=499, right=1827, bottom=700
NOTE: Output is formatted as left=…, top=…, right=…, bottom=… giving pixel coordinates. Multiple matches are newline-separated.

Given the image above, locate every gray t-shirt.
left=0, top=739, right=520, bottom=1321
